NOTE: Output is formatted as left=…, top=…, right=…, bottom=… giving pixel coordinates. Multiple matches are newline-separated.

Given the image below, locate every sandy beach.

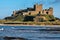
left=0, top=24, right=60, bottom=27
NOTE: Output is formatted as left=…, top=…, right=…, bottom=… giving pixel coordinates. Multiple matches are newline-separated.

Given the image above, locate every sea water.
left=0, top=26, right=60, bottom=40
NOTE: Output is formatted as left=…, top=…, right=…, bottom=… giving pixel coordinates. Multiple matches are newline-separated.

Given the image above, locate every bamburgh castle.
left=5, top=4, right=54, bottom=22
left=13, top=4, right=53, bottom=16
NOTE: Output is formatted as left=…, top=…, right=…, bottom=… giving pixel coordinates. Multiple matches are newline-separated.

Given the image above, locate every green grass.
left=44, top=15, right=51, bottom=20
left=14, top=15, right=24, bottom=21
left=44, top=15, right=56, bottom=21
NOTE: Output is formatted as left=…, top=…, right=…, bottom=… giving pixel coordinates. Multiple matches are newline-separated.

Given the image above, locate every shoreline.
left=0, top=24, right=60, bottom=27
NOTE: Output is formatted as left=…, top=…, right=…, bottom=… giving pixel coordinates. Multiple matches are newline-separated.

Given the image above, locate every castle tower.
left=34, top=4, right=42, bottom=14
left=48, top=7, right=53, bottom=15
left=43, top=7, right=53, bottom=15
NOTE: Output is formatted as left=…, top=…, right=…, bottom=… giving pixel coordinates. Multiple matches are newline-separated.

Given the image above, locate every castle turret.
left=42, top=7, right=53, bottom=15
left=34, top=4, right=42, bottom=14
left=48, top=7, right=53, bottom=15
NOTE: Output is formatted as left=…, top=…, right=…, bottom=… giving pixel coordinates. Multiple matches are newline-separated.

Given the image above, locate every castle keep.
left=5, top=4, right=54, bottom=22
left=13, top=4, right=53, bottom=16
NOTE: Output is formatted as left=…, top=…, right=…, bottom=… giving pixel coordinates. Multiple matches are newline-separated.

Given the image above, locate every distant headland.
left=0, top=4, right=60, bottom=25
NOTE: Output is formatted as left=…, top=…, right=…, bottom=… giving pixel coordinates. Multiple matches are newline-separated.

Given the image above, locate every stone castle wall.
left=23, top=4, right=42, bottom=15
left=43, top=7, right=53, bottom=15
left=13, top=4, right=53, bottom=16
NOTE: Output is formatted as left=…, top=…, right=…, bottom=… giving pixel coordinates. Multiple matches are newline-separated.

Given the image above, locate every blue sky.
left=0, top=0, right=60, bottom=19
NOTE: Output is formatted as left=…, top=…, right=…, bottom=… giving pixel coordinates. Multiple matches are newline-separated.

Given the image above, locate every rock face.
left=4, top=37, right=28, bottom=40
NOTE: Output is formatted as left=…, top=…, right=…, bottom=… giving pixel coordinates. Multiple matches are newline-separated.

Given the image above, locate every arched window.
left=39, top=11, right=41, bottom=14
left=37, top=11, right=41, bottom=16
left=46, top=12, right=48, bottom=14
left=29, top=12, right=31, bottom=15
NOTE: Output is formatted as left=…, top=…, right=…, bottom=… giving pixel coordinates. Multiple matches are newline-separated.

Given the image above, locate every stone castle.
left=5, top=4, right=54, bottom=22
left=3, top=3, right=60, bottom=25
left=13, top=4, right=53, bottom=16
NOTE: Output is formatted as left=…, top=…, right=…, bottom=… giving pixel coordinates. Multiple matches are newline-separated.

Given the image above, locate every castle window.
left=39, top=11, right=41, bottom=14
left=29, top=12, right=31, bottom=15
left=37, top=11, right=41, bottom=16
left=46, top=12, right=48, bottom=14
